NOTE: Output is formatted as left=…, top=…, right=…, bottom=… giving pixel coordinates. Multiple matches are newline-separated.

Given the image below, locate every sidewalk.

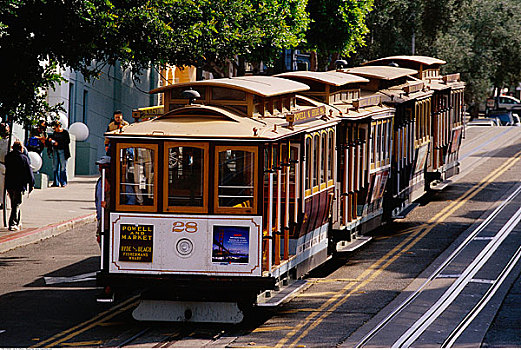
left=0, top=175, right=98, bottom=253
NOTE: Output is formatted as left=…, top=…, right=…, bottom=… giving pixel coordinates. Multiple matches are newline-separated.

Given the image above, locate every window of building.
left=82, top=90, right=88, bottom=124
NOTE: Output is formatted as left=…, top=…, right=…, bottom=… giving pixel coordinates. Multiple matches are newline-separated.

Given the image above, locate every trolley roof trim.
left=343, top=66, right=418, bottom=81
left=363, top=55, right=446, bottom=66
left=149, top=76, right=309, bottom=97
left=106, top=104, right=340, bottom=141
left=275, top=71, right=369, bottom=86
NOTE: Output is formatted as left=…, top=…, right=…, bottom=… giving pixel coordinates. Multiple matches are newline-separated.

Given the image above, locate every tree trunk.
left=309, top=51, right=318, bottom=72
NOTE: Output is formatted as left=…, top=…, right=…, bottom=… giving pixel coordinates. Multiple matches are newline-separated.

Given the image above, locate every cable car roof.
left=344, top=66, right=418, bottom=80
left=363, top=55, right=446, bottom=66
left=149, top=76, right=309, bottom=97
left=106, top=104, right=339, bottom=141
left=275, top=71, right=368, bottom=86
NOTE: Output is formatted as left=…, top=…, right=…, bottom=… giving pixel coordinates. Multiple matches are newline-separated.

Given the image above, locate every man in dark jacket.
left=5, top=141, right=34, bottom=231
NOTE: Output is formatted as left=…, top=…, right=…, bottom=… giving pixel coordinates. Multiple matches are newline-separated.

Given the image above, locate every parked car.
left=467, top=118, right=499, bottom=126
left=488, top=110, right=516, bottom=125
left=486, top=95, right=521, bottom=111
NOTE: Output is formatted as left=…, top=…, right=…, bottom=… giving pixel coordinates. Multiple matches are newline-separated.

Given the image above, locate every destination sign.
left=353, top=95, right=381, bottom=109
left=119, top=224, right=153, bottom=262
left=404, top=82, right=424, bottom=94
left=286, top=106, right=326, bottom=126
left=132, top=105, right=164, bottom=121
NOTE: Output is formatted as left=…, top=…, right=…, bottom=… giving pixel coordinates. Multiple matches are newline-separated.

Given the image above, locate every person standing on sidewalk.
left=104, top=110, right=129, bottom=154
left=48, top=121, right=70, bottom=187
left=5, top=141, right=34, bottom=231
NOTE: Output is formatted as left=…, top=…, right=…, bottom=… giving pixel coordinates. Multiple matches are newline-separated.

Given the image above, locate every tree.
left=304, top=0, right=374, bottom=71
left=0, top=0, right=310, bottom=125
left=432, top=0, right=521, bottom=106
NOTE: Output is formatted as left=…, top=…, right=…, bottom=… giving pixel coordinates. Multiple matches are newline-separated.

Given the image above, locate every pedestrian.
left=0, top=123, right=10, bottom=210
left=95, top=156, right=111, bottom=246
left=5, top=141, right=34, bottom=231
left=105, top=110, right=129, bottom=154
left=47, top=121, right=70, bottom=187
left=25, top=120, right=47, bottom=156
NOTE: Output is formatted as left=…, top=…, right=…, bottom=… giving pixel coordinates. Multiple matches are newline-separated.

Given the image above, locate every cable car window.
left=305, top=137, right=312, bottom=192
left=211, top=87, right=246, bottom=101
left=328, top=130, right=334, bottom=182
left=321, top=133, right=326, bottom=184
left=164, top=143, right=208, bottom=212
left=117, top=144, right=157, bottom=211
left=216, top=147, right=257, bottom=212
left=313, top=134, right=319, bottom=188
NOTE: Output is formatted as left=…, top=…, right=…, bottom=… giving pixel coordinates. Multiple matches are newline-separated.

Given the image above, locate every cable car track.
left=353, top=183, right=521, bottom=348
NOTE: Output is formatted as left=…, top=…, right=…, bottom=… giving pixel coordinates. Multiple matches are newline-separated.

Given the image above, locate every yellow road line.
left=253, top=326, right=294, bottom=333
left=43, top=301, right=139, bottom=348
left=276, top=150, right=521, bottom=347
left=30, top=295, right=140, bottom=348
left=61, top=340, right=104, bottom=346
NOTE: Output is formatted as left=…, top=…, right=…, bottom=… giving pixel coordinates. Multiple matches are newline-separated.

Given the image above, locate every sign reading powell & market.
left=119, top=224, right=154, bottom=262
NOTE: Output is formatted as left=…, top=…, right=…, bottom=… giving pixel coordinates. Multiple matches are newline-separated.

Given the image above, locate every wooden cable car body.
left=363, top=56, right=466, bottom=188
left=98, top=76, right=341, bottom=322
left=344, top=65, right=433, bottom=219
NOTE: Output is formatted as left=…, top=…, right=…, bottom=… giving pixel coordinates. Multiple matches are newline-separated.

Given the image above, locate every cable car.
left=98, top=76, right=341, bottom=323
left=362, top=56, right=466, bottom=189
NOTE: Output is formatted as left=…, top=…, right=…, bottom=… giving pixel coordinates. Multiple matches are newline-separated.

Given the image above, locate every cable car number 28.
left=172, top=221, right=198, bottom=233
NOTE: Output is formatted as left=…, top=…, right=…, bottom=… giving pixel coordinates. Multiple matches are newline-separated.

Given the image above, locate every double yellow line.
left=274, top=150, right=521, bottom=347
left=31, top=296, right=140, bottom=348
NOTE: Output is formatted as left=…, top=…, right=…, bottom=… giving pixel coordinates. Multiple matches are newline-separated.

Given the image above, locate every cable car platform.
left=430, top=179, right=453, bottom=191
left=336, top=235, right=372, bottom=253
left=257, top=280, right=309, bottom=307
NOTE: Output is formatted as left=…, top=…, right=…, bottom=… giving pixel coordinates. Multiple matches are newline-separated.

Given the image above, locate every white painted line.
left=437, top=274, right=462, bottom=279
left=393, top=207, right=521, bottom=348
left=473, top=236, right=494, bottom=240
left=469, top=278, right=495, bottom=284
left=44, top=271, right=97, bottom=285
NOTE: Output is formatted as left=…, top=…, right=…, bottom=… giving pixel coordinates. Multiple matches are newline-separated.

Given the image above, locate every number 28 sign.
left=172, top=221, right=199, bottom=234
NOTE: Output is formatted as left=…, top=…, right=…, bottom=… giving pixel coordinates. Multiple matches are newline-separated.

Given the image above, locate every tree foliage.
left=304, top=0, right=374, bottom=70
left=353, top=0, right=521, bottom=107
left=0, top=0, right=310, bottom=123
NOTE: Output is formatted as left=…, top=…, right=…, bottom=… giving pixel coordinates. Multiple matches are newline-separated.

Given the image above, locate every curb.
left=0, top=213, right=96, bottom=253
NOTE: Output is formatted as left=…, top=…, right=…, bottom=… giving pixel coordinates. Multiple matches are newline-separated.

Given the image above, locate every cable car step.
left=257, top=280, right=308, bottom=307
left=393, top=203, right=419, bottom=219
left=430, top=179, right=453, bottom=191
left=336, top=236, right=372, bottom=253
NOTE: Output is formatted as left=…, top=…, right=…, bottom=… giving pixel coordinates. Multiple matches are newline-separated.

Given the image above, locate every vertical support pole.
left=344, top=146, right=349, bottom=226
left=267, top=172, right=273, bottom=272
left=100, top=168, right=106, bottom=269
left=275, top=169, right=281, bottom=266
left=284, top=163, right=290, bottom=260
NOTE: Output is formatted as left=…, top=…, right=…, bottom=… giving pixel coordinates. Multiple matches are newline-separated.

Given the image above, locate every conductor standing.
left=5, top=141, right=34, bottom=231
